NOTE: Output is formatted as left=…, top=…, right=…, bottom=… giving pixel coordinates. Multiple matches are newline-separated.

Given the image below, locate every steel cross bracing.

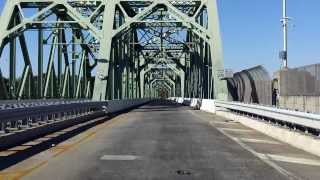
left=0, top=0, right=227, bottom=100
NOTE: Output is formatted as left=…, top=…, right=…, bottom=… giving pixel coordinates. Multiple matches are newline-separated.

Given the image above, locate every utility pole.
left=280, top=0, right=289, bottom=69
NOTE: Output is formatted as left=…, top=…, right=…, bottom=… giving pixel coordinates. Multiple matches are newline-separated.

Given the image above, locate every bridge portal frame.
left=0, top=0, right=227, bottom=100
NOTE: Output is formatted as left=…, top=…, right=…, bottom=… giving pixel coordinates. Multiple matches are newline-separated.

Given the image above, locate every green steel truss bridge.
left=0, top=0, right=227, bottom=100
left=1, top=1, right=320, bottom=179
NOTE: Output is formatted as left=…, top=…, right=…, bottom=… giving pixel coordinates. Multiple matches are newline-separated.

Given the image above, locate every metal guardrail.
left=215, top=100, right=320, bottom=131
left=169, top=97, right=320, bottom=131
left=0, top=99, right=91, bottom=110
left=0, top=101, right=107, bottom=134
left=0, top=99, right=150, bottom=135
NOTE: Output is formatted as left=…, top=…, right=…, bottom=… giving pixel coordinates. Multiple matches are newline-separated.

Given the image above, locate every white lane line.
left=218, top=127, right=254, bottom=133
left=210, top=121, right=238, bottom=125
left=257, top=153, right=320, bottom=167
left=216, top=128, right=301, bottom=180
left=187, top=110, right=301, bottom=180
left=100, top=155, right=141, bottom=161
left=240, top=138, right=282, bottom=145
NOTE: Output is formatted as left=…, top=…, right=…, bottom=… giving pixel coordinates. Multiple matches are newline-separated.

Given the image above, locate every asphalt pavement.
left=3, top=100, right=320, bottom=180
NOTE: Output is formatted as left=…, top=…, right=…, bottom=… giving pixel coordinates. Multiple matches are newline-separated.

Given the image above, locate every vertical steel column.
left=18, top=33, right=35, bottom=99
left=76, top=52, right=85, bottom=98
left=131, top=30, right=135, bottom=98
left=121, top=36, right=126, bottom=99
left=199, top=9, right=205, bottom=98
left=124, top=35, right=129, bottom=99
left=126, top=65, right=129, bottom=99
left=83, top=51, right=88, bottom=98
left=71, top=33, right=76, bottom=98
left=44, top=34, right=58, bottom=98
left=9, top=15, right=17, bottom=99
left=115, top=39, right=120, bottom=99
left=50, top=68, right=54, bottom=97
left=122, top=66, right=126, bottom=99
left=57, top=24, right=63, bottom=97
left=136, top=54, right=140, bottom=98
left=207, top=0, right=227, bottom=100
left=110, top=48, right=115, bottom=99
left=38, top=22, right=43, bottom=98
left=92, top=1, right=116, bottom=100
left=61, top=29, right=71, bottom=98
left=205, top=43, right=210, bottom=99
left=9, top=38, right=16, bottom=99
left=149, top=77, right=152, bottom=98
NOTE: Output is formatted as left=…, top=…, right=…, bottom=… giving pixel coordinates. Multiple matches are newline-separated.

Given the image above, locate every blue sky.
left=218, top=0, right=320, bottom=73
left=1, top=0, right=320, bottom=75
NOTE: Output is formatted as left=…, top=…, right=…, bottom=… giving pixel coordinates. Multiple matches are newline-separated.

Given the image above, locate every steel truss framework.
left=0, top=0, right=227, bottom=100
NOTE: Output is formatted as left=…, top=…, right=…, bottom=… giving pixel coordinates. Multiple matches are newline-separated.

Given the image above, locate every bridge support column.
left=207, top=0, right=227, bottom=100
left=92, top=1, right=116, bottom=100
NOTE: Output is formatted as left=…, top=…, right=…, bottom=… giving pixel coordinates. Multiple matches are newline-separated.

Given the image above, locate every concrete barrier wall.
left=280, top=96, right=320, bottom=113
left=169, top=97, right=213, bottom=111
left=170, top=97, right=320, bottom=157
left=177, top=97, right=184, bottom=104
left=170, top=97, right=215, bottom=113
left=216, top=110, right=320, bottom=157
left=200, top=99, right=216, bottom=113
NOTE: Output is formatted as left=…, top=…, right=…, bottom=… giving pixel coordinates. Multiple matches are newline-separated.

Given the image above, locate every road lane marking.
left=240, top=138, right=281, bottom=145
left=187, top=110, right=301, bottom=180
left=218, top=127, right=254, bottom=133
left=0, top=160, right=48, bottom=180
left=216, top=128, right=301, bottom=180
left=0, top=113, right=130, bottom=179
left=210, top=120, right=238, bottom=124
left=257, top=153, right=320, bottom=167
left=100, top=155, right=141, bottom=161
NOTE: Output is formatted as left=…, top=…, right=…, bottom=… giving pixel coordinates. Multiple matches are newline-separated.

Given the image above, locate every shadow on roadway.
left=0, top=117, right=109, bottom=170
left=132, top=100, right=192, bottom=113
left=0, top=100, right=187, bottom=170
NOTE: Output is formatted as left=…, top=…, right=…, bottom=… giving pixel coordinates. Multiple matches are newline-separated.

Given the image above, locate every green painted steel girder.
left=0, top=0, right=227, bottom=100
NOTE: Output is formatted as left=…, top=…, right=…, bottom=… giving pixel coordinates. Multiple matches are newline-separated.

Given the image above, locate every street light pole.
left=281, top=0, right=289, bottom=69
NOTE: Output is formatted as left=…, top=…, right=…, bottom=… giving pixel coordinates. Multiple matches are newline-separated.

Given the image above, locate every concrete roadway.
left=3, top=100, right=320, bottom=180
